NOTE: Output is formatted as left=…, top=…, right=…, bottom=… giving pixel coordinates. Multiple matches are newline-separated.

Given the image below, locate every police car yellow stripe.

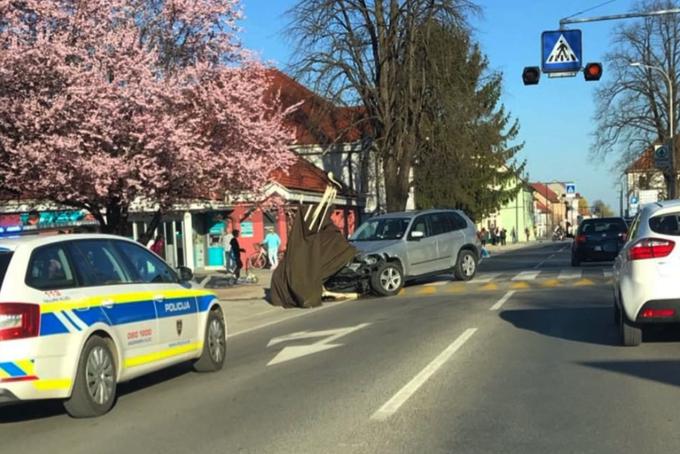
left=124, top=342, right=203, bottom=369
left=15, top=359, right=35, bottom=376
left=33, top=378, right=72, bottom=391
left=40, top=289, right=212, bottom=314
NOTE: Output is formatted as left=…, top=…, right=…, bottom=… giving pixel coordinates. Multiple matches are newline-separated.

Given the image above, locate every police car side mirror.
left=177, top=266, right=193, bottom=282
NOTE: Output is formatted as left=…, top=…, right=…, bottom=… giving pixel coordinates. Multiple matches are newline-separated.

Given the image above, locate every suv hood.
left=350, top=239, right=401, bottom=255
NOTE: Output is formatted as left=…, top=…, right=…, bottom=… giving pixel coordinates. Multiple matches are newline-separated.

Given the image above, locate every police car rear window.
left=0, top=251, right=12, bottom=290
left=649, top=213, right=680, bottom=236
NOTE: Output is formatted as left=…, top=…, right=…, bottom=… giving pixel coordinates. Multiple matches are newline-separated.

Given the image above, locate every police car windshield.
left=0, top=251, right=12, bottom=290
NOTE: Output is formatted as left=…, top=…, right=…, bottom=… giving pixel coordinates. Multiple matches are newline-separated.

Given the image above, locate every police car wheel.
left=194, top=308, right=226, bottom=372
left=64, top=336, right=117, bottom=418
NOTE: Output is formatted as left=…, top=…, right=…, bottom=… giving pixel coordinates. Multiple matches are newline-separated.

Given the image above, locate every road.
left=4, top=241, right=680, bottom=453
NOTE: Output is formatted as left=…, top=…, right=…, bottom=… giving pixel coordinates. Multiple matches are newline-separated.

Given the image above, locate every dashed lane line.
left=512, top=271, right=540, bottom=281
left=371, top=328, right=478, bottom=421
left=490, top=291, right=515, bottom=311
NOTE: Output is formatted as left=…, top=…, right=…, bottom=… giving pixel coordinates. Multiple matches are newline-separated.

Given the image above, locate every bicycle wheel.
left=249, top=253, right=267, bottom=270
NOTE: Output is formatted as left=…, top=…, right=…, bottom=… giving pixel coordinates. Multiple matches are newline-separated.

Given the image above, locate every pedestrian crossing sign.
left=541, top=29, right=582, bottom=74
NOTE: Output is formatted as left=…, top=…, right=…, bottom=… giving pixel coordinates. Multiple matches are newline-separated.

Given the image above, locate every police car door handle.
left=101, top=299, right=115, bottom=309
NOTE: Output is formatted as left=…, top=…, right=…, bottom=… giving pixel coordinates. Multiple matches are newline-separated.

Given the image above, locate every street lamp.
left=630, top=61, right=675, bottom=199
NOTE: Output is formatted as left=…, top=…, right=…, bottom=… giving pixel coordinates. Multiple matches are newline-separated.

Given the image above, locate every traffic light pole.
left=559, top=8, right=680, bottom=29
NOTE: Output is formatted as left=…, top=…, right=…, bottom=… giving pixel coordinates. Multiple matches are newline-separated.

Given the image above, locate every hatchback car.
left=571, top=217, right=628, bottom=266
left=340, top=209, right=481, bottom=296
left=614, top=201, right=680, bottom=346
left=0, top=234, right=226, bottom=417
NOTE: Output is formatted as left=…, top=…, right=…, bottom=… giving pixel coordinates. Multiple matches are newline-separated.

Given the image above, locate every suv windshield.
left=0, top=249, right=13, bottom=290
left=351, top=218, right=411, bottom=241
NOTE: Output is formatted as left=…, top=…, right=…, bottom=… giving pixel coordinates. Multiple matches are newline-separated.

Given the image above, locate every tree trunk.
left=383, top=155, right=410, bottom=211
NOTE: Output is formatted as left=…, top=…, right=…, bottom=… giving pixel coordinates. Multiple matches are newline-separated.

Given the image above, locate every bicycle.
left=247, top=244, right=286, bottom=270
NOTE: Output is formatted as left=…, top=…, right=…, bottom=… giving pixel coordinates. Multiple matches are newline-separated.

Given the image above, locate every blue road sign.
left=566, top=183, right=576, bottom=195
left=630, top=194, right=639, bottom=205
left=542, top=29, right=582, bottom=74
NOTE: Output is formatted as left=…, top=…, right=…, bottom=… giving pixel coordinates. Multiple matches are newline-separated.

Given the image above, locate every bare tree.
left=593, top=0, right=680, bottom=192
left=286, top=0, right=478, bottom=211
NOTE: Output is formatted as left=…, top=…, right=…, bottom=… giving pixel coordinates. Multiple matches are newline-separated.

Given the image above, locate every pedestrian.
left=479, top=228, right=487, bottom=246
left=230, top=229, right=245, bottom=280
left=525, top=227, right=531, bottom=242
left=500, top=228, right=507, bottom=246
left=263, top=227, right=282, bottom=270
left=222, top=226, right=234, bottom=272
left=150, top=233, right=164, bottom=258
left=511, top=227, right=517, bottom=244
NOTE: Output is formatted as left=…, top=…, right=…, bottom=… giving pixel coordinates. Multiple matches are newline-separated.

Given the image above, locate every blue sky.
left=240, top=0, right=642, bottom=211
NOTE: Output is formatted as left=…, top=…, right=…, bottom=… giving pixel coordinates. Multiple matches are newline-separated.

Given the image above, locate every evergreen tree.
left=414, top=23, right=525, bottom=221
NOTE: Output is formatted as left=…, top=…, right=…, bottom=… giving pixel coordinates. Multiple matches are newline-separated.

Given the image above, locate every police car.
left=0, top=234, right=226, bottom=417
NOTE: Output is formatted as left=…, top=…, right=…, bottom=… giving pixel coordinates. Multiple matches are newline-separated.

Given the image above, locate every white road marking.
left=467, top=272, right=500, bottom=284
left=371, top=328, right=477, bottom=421
left=534, top=254, right=555, bottom=269
left=558, top=269, right=582, bottom=280
left=490, top=291, right=515, bottom=311
left=512, top=271, right=540, bottom=281
left=267, top=323, right=371, bottom=366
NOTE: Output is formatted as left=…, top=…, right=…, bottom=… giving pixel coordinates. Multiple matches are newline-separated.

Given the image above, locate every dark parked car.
left=571, top=217, right=628, bottom=266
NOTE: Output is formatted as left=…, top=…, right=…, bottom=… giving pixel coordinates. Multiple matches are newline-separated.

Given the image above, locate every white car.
left=614, top=201, right=680, bottom=346
left=0, top=234, right=226, bottom=417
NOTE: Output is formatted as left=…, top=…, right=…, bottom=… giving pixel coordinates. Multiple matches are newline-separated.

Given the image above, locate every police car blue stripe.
left=40, top=313, right=71, bottom=336
left=0, top=362, right=26, bottom=378
left=39, top=294, right=216, bottom=337
left=60, top=311, right=82, bottom=331
left=155, top=298, right=197, bottom=319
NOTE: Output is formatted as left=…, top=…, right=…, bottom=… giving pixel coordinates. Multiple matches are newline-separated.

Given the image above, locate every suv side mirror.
left=410, top=230, right=425, bottom=241
left=177, top=266, right=193, bottom=282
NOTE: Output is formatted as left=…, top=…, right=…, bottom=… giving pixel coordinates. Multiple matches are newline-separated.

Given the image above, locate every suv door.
left=67, top=239, right=160, bottom=376
left=113, top=241, right=199, bottom=366
left=430, top=212, right=467, bottom=271
left=405, top=215, right=438, bottom=277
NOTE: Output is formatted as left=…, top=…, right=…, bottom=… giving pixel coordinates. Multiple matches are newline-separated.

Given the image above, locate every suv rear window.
left=0, top=250, right=12, bottom=290
left=649, top=213, right=680, bottom=236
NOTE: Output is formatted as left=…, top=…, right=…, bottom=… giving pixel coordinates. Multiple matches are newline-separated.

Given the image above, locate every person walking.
left=222, top=227, right=234, bottom=272
left=511, top=227, right=517, bottom=244
left=525, top=227, right=531, bottom=242
left=229, top=229, right=245, bottom=280
left=263, top=227, right=282, bottom=270
left=500, top=228, right=507, bottom=246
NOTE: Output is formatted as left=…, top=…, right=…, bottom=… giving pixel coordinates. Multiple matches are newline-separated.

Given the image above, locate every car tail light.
left=577, top=235, right=587, bottom=244
left=640, top=308, right=676, bottom=318
left=0, top=303, right=40, bottom=341
left=628, top=238, right=675, bottom=261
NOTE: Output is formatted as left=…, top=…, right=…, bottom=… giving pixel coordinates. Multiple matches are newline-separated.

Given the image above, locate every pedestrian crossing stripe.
left=545, top=34, right=578, bottom=64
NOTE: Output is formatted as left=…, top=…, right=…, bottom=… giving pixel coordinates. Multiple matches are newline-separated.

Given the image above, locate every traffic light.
left=522, top=66, right=541, bottom=85
left=583, top=62, right=602, bottom=81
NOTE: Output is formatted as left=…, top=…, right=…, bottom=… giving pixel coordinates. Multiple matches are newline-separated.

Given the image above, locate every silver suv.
left=348, top=209, right=481, bottom=296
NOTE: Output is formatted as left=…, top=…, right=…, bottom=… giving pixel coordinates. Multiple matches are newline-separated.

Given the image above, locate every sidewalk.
left=484, top=240, right=541, bottom=255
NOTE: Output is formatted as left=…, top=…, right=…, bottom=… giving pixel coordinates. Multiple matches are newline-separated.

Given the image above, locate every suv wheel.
left=371, top=261, right=403, bottom=297
left=454, top=250, right=477, bottom=281
left=63, top=336, right=117, bottom=418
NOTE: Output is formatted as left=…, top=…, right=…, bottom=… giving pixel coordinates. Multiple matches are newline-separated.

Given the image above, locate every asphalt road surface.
left=4, top=241, right=680, bottom=453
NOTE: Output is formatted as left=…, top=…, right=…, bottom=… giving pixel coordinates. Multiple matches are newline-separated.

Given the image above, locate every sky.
left=239, top=0, right=644, bottom=212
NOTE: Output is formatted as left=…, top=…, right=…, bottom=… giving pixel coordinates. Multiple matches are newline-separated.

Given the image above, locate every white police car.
left=0, top=234, right=226, bottom=417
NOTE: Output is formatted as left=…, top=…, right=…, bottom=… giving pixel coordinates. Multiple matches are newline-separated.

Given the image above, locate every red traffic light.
left=584, top=62, right=602, bottom=81
left=522, top=66, right=540, bottom=85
